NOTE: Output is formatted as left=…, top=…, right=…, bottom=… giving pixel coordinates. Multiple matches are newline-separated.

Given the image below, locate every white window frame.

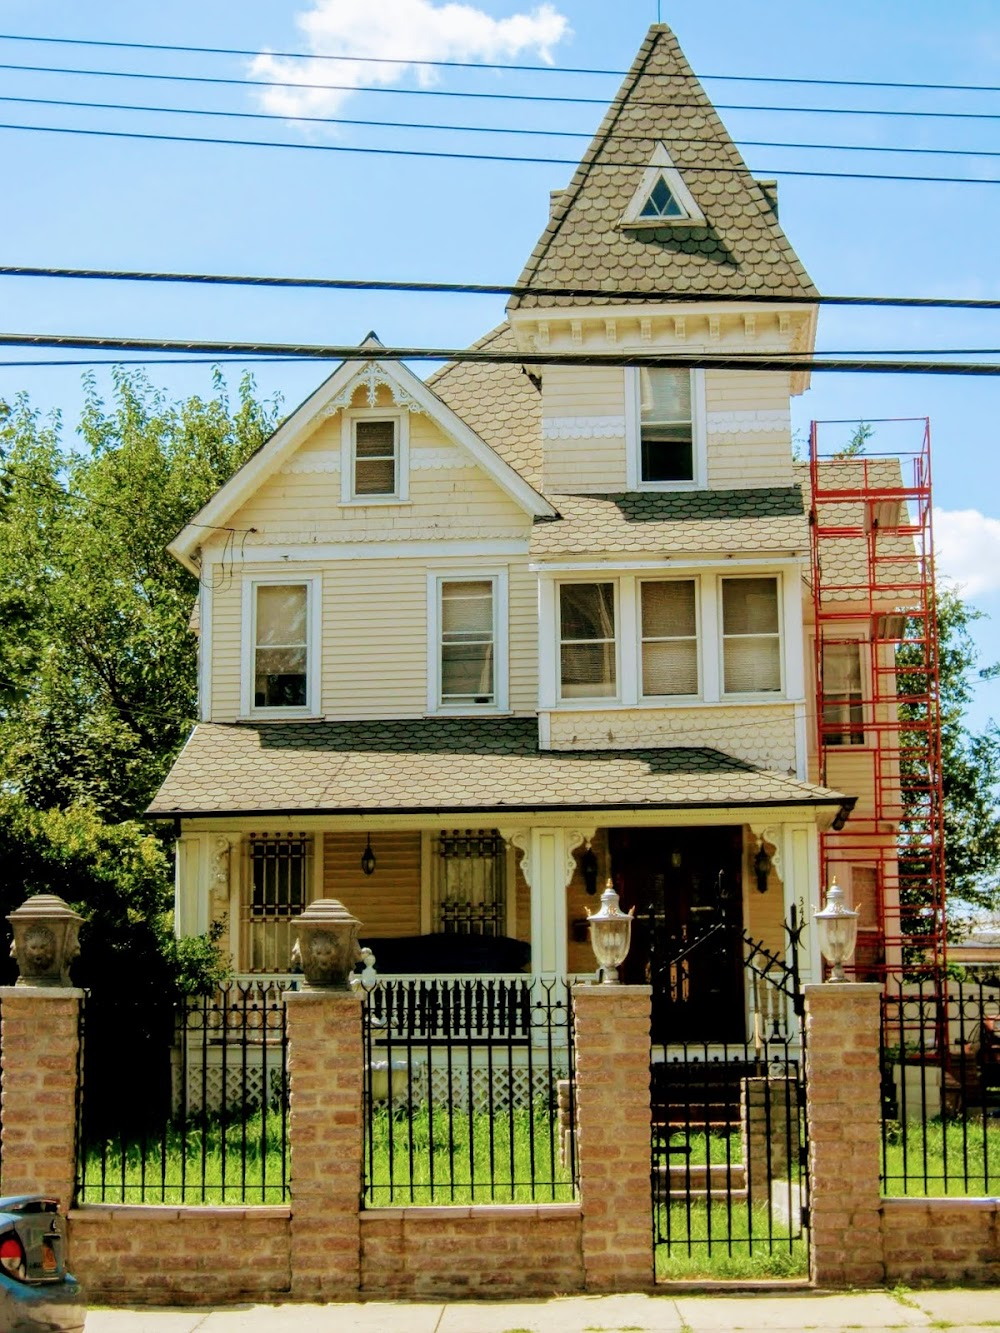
left=426, top=570, right=509, bottom=715
left=624, top=366, right=706, bottom=491
left=719, top=574, right=784, bottom=699
left=637, top=577, right=701, bottom=701
left=240, top=573, right=322, bottom=719
left=555, top=578, right=621, bottom=705
left=340, top=409, right=410, bottom=504
left=820, top=638, right=870, bottom=748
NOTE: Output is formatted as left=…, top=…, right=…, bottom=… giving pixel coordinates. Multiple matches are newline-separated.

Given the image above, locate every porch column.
left=573, top=983, right=653, bottom=1292
left=285, top=987, right=364, bottom=1299
left=804, top=982, right=884, bottom=1287
left=501, top=828, right=592, bottom=978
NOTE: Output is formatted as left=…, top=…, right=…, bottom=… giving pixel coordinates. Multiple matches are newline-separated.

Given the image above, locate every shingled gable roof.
left=508, top=23, right=818, bottom=309
left=166, top=337, right=555, bottom=573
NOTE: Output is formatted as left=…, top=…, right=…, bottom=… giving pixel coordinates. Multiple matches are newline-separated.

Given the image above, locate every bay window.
left=640, top=579, right=698, bottom=697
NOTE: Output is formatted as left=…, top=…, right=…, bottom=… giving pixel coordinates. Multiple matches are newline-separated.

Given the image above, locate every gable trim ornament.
left=619, top=144, right=706, bottom=230
left=322, top=361, right=427, bottom=417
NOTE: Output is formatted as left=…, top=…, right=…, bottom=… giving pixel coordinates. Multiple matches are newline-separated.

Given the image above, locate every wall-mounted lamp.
left=360, top=834, right=376, bottom=877
left=753, top=838, right=772, bottom=895
left=580, top=841, right=599, bottom=896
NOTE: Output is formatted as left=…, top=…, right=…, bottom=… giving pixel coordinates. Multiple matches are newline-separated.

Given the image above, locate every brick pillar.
left=0, top=987, right=83, bottom=1210
left=572, top=984, right=652, bottom=1292
left=285, top=989, right=363, bottom=1299
left=741, top=1076, right=792, bottom=1205
left=804, top=982, right=884, bottom=1287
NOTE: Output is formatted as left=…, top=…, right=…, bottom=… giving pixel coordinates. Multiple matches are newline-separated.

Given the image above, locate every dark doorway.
left=609, top=827, right=745, bottom=1044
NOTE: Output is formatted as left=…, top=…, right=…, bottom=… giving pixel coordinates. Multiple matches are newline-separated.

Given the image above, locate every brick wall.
left=360, top=1204, right=584, bottom=1297
left=882, top=1198, right=1000, bottom=1285
left=68, top=1205, right=291, bottom=1302
left=0, top=987, right=82, bottom=1209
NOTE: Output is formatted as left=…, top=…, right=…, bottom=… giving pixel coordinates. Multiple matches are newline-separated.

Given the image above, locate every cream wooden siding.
left=323, top=831, right=422, bottom=937
left=207, top=553, right=537, bottom=721
left=540, top=365, right=627, bottom=494
left=705, top=371, right=794, bottom=489
left=546, top=705, right=798, bottom=773
left=743, top=826, right=786, bottom=960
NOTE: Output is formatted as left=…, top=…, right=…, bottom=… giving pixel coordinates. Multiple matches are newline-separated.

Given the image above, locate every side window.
left=638, top=367, right=693, bottom=483
left=254, top=583, right=309, bottom=709
left=822, top=641, right=866, bottom=745
left=640, top=579, right=698, bottom=697
left=440, top=579, right=495, bottom=707
left=721, top=577, right=781, bottom=694
left=559, top=582, right=617, bottom=700
left=354, top=419, right=397, bottom=496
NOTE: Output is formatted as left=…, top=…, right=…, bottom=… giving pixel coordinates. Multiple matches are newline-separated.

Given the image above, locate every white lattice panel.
left=173, top=1044, right=286, bottom=1116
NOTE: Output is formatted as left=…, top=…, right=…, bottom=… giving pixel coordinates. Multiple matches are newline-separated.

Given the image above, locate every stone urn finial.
left=8, top=894, right=83, bottom=987
left=291, top=898, right=362, bottom=989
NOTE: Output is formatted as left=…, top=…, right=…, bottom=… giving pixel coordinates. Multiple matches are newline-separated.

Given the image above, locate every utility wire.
left=1, top=118, right=997, bottom=184
left=0, top=332, right=996, bottom=375
left=2, top=31, right=999, bottom=95
left=4, top=60, right=1000, bottom=122
left=1, top=266, right=998, bottom=312
left=4, top=91, right=999, bottom=162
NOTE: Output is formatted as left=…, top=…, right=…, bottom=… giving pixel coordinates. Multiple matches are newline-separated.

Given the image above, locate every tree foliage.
left=0, top=369, right=281, bottom=999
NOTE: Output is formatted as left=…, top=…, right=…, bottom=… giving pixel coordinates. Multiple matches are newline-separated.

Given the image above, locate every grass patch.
left=78, top=1107, right=289, bottom=1205
left=882, top=1116, right=1000, bottom=1195
left=655, top=1200, right=808, bottom=1280
left=365, top=1104, right=576, bottom=1206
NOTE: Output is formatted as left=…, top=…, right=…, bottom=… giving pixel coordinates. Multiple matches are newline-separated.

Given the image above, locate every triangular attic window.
left=620, top=144, right=705, bottom=229
left=639, top=176, right=684, bottom=219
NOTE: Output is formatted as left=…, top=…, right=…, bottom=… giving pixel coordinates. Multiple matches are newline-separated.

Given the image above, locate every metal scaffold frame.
left=809, top=419, right=946, bottom=979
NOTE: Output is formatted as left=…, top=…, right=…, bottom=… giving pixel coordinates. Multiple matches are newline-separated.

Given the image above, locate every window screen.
left=639, top=368, right=694, bottom=482
left=559, top=583, right=616, bottom=698
left=254, top=584, right=308, bottom=708
left=354, top=419, right=396, bottom=496
left=640, top=580, right=698, bottom=696
left=440, top=580, right=495, bottom=705
left=722, top=578, right=781, bottom=693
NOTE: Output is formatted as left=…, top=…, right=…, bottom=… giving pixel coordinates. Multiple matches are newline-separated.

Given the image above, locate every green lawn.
left=882, top=1115, right=1000, bottom=1195
left=655, top=1199, right=808, bottom=1280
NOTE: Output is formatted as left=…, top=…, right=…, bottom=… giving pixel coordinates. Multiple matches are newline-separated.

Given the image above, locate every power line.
left=0, top=332, right=997, bottom=375
left=4, top=91, right=1000, bottom=162
left=1, top=265, right=998, bottom=312
left=2, top=31, right=999, bottom=95
left=4, top=60, right=1000, bottom=122
left=1, top=118, right=997, bottom=185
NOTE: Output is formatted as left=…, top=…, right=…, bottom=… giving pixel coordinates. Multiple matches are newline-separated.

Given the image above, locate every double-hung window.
left=429, top=572, right=507, bottom=712
left=640, top=580, right=698, bottom=697
left=341, top=412, right=409, bottom=502
left=721, top=577, right=781, bottom=694
left=822, top=641, right=866, bottom=745
left=559, top=582, right=617, bottom=700
left=244, top=576, right=320, bottom=716
left=627, top=367, right=704, bottom=488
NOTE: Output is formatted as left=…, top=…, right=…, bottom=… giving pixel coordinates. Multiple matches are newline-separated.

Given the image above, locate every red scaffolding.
left=809, top=419, right=946, bottom=978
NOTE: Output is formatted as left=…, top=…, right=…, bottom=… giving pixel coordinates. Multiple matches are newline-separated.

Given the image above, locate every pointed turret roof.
left=509, top=24, right=818, bottom=309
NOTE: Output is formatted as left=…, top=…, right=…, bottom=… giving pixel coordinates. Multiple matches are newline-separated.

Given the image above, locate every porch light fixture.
left=360, top=834, right=376, bottom=877
left=586, top=878, right=634, bottom=984
left=580, top=841, right=599, bottom=896
left=813, top=877, right=859, bottom=983
left=753, top=838, right=772, bottom=895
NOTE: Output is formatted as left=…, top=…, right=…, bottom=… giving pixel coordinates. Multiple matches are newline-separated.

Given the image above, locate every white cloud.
left=250, top=0, right=571, bottom=120
left=934, top=507, right=1000, bottom=596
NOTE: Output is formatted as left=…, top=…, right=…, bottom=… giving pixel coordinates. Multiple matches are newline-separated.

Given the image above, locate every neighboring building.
left=149, top=22, right=942, bottom=1038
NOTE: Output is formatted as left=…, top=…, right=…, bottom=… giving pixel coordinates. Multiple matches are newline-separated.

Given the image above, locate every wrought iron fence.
left=361, top=976, right=576, bottom=1206
left=880, top=978, right=1000, bottom=1196
left=76, top=981, right=292, bottom=1205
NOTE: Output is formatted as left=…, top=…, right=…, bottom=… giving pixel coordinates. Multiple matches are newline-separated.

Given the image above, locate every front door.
left=609, top=827, right=744, bottom=1044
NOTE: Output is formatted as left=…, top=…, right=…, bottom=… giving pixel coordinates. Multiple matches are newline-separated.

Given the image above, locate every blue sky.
left=0, top=0, right=998, bottom=726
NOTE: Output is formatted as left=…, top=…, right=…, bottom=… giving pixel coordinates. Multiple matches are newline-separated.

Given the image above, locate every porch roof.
left=148, top=719, right=853, bottom=822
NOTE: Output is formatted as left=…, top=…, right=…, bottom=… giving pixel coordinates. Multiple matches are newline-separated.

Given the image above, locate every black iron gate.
left=650, top=906, right=810, bottom=1279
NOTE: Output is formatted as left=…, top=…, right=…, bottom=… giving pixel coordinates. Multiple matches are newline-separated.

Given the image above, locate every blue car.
left=0, top=1196, right=85, bottom=1333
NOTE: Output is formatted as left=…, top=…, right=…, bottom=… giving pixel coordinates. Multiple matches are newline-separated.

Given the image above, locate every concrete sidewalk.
left=84, top=1288, right=1000, bottom=1333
